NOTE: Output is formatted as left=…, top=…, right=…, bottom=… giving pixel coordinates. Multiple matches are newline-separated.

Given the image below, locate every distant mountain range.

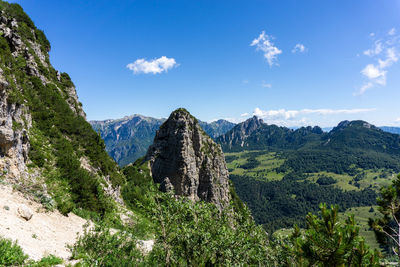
left=91, top=114, right=400, bottom=166
left=217, top=117, right=400, bottom=173
left=217, top=117, right=400, bottom=233
left=380, top=126, right=400, bottom=135
left=90, top=115, right=235, bottom=166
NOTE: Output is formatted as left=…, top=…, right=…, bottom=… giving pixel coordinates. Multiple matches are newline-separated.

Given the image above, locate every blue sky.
left=12, top=0, right=400, bottom=126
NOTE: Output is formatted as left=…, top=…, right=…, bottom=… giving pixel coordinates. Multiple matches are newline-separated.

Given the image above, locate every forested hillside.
left=220, top=117, right=400, bottom=247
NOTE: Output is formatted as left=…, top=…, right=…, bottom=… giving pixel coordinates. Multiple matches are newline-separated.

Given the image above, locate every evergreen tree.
left=292, top=204, right=380, bottom=266
left=369, top=174, right=400, bottom=261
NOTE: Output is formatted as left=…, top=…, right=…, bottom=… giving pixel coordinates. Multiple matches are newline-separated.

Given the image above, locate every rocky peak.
left=145, top=108, right=231, bottom=210
left=216, top=115, right=264, bottom=149
left=331, top=120, right=376, bottom=133
left=0, top=5, right=85, bottom=118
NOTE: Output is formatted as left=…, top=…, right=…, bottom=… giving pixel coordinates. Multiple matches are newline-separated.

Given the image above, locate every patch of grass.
left=225, top=151, right=285, bottom=181
left=305, top=169, right=395, bottom=192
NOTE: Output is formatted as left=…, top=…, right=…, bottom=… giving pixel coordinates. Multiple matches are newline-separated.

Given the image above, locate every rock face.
left=90, top=115, right=235, bottom=166
left=0, top=2, right=124, bottom=211
left=0, top=7, right=85, bottom=181
left=145, top=109, right=231, bottom=210
left=0, top=81, right=31, bottom=180
left=217, top=116, right=264, bottom=150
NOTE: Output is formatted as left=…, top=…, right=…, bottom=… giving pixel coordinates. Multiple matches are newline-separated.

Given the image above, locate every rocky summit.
left=145, top=108, right=231, bottom=210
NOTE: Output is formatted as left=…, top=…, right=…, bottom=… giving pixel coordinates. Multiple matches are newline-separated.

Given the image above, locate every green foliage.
left=0, top=2, right=35, bottom=28
left=26, top=255, right=63, bottom=267
left=240, top=156, right=260, bottom=169
left=278, top=149, right=400, bottom=175
left=369, top=174, right=400, bottom=260
left=34, top=29, right=51, bottom=52
left=230, top=174, right=377, bottom=233
left=0, top=237, right=28, bottom=266
left=316, top=175, right=336, bottom=185
left=70, top=224, right=143, bottom=267
left=122, top=160, right=154, bottom=211
left=0, top=236, right=63, bottom=266
left=146, top=192, right=272, bottom=266
left=228, top=180, right=246, bottom=216
left=275, top=204, right=381, bottom=266
left=71, top=192, right=272, bottom=266
left=2, top=42, right=123, bottom=215
left=219, top=119, right=400, bottom=174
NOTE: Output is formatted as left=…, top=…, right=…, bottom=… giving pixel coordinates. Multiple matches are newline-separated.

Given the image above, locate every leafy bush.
left=70, top=225, right=142, bottom=267
left=27, top=255, right=63, bottom=267
left=273, top=204, right=381, bottom=266
left=122, top=160, right=154, bottom=211
left=146, top=192, right=272, bottom=266
left=0, top=237, right=28, bottom=266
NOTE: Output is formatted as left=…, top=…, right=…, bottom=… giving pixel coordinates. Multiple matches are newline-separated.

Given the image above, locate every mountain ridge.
left=90, top=114, right=235, bottom=166
left=144, top=108, right=231, bottom=210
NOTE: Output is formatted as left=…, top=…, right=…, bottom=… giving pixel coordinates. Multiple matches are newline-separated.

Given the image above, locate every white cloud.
left=396, top=117, right=400, bottom=122
left=236, top=107, right=376, bottom=127
left=252, top=107, right=375, bottom=121
left=361, top=64, right=386, bottom=84
left=378, top=47, right=398, bottom=68
left=242, top=80, right=249, bottom=84
left=356, top=29, right=400, bottom=95
left=261, top=81, right=272, bottom=88
left=354, top=82, right=373, bottom=96
left=363, top=41, right=383, bottom=57
left=369, top=32, right=375, bottom=38
left=126, top=56, right=178, bottom=74
left=250, top=31, right=282, bottom=67
left=292, top=43, right=307, bottom=53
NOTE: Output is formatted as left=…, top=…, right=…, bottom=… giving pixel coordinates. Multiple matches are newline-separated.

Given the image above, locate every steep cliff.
left=90, top=115, right=235, bottom=166
left=217, top=115, right=264, bottom=150
left=0, top=1, right=123, bottom=216
left=145, top=108, right=231, bottom=210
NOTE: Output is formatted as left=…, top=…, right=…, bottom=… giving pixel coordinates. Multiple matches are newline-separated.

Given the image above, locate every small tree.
left=292, top=204, right=380, bottom=266
left=369, top=174, right=400, bottom=261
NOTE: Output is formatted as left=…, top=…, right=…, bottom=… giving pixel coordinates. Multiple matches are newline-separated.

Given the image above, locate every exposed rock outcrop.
left=217, top=115, right=264, bottom=149
left=90, top=115, right=235, bottom=166
left=0, top=81, right=31, bottom=180
left=145, top=108, right=231, bottom=210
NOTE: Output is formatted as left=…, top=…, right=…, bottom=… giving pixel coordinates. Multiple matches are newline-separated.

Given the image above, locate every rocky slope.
left=91, top=115, right=235, bottom=166
left=198, top=119, right=236, bottom=139
left=216, top=116, right=266, bottom=150
left=145, top=108, right=231, bottom=210
left=0, top=0, right=125, bottom=228
left=0, top=183, right=88, bottom=262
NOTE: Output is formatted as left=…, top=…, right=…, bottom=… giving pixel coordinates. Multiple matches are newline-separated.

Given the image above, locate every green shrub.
left=70, top=225, right=143, bottom=266
left=0, top=237, right=28, bottom=266
left=26, top=255, right=63, bottom=267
